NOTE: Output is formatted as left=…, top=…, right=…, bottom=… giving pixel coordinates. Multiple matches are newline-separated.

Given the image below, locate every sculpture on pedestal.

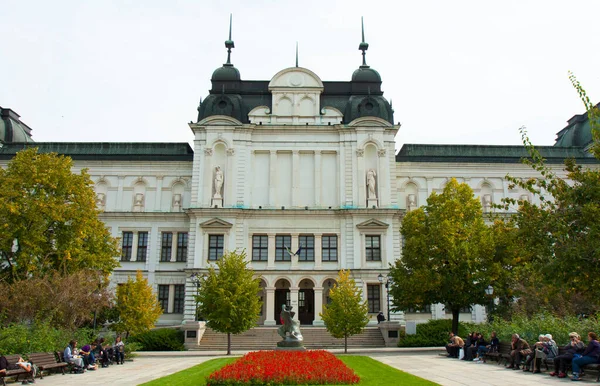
left=277, top=304, right=304, bottom=349
left=407, top=194, right=416, bottom=211
left=172, top=193, right=182, bottom=212
left=367, top=169, right=377, bottom=199
left=133, top=193, right=145, bottom=212
left=213, top=166, right=224, bottom=199
left=96, top=193, right=106, bottom=210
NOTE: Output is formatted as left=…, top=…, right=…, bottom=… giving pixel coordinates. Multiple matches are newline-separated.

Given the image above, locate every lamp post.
left=485, top=285, right=494, bottom=323
left=378, top=274, right=394, bottom=322
left=92, top=291, right=102, bottom=332
left=190, top=273, right=204, bottom=321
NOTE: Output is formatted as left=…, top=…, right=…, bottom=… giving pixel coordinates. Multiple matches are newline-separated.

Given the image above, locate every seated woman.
left=114, top=336, right=125, bottom=365
left=80, top=343, right=97, bottom=370
left=532, top=334, right=558, bottom=373
left=571, top=332, right=600, bottom=381
left=478, top=331, right=499, bottom=362
left=523, top=334, right=545, bottom=372
left=64, top=340, right=85, bottom=370
left=550, top=332, right=585, bottom=378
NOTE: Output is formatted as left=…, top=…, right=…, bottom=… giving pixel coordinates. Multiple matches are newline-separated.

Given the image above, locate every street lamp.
left=190, top=273, right=205, bottom=321
left=485, top=285, right=494, bottom=323
left=378, top=274, right=394, bottom=322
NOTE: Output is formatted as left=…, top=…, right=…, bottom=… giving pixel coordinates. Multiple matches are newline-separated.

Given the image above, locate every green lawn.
left=140, top=355, right=436, bottom=386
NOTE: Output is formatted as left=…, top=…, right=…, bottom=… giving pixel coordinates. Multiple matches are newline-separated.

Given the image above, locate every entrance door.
left=275, top=289, right=290, bottom=325
left=298, top=289, right=314, bottom=325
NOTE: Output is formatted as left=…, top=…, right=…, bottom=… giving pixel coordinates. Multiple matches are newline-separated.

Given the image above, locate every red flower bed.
left=206, top=350, right=360, bottom=385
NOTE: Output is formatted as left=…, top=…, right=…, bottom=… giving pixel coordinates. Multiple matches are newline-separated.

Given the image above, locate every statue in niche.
left=172, top=193, right=182, bottom=212
left=407, top=194, right=416, bottom=211
left=520, top=194, right=530, bottom=203
left=213, top=166, right=224, bottom=199
left=482, top=194, right=492, bottom=212
left=133, top=193, right=145, bottom=212
left=367, top=169, right=377, bottom=199
left=96, top=193, right=106, bottom=210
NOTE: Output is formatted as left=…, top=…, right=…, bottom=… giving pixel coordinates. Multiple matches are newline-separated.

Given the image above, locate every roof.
left=554, top=103, right=599, bottom=148
left=0, top=107, right=34, bottom=143
left=396, top=144, right=598, bottom=164
left=0, top=142, right=194, bottom=161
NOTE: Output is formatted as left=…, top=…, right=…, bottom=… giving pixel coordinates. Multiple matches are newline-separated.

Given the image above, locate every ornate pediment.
left=199, top=218, right=233, bottom=232
left=356, top=218, right=389, bottom=230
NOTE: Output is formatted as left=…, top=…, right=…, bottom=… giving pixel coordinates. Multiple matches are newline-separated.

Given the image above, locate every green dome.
left=211, top=64, right=241, bottom=82
left=351, top=66, right=381, bottom=83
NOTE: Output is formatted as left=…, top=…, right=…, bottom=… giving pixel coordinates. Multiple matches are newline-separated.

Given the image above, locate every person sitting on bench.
left=550, top=332, right=585, bottom=378
left=506, top=334, right=530, bottom=370
left=64, top=340, right=85, bottom=370
left=571, top=332, right=600, bottom=381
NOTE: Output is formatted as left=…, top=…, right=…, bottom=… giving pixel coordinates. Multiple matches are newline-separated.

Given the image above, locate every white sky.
left=1, top=0, right=599, bottom=152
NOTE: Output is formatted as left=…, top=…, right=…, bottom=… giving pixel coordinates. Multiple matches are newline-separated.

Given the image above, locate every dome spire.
left=225, top=14, right=235, bottom=66
left=295, top=41, right=299, bottom=67
left=359, top=16, right=369, bottom=68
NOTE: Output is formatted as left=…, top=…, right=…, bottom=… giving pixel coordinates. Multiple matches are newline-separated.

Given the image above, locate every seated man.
left=0, top=354, right=7, bottom=376
left=506, top=333, right=530, bottom=370
left=80, top=343, right=97, bottom=370
left=446, top=332, right=464, bottom=358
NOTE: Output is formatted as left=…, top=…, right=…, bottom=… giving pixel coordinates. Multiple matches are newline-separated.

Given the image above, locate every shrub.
left=129, top=328, right=185, bottom=351
left=398, top=319, right=468, bottom=347
left=0, top=322, right=93, bottom=355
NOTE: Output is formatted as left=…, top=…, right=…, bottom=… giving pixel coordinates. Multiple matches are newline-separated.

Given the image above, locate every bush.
left=129, top=328, right=185, bottom=351
left=0, top=322, right=94, bottom=355
left=398, top=319, right=468, bottom=347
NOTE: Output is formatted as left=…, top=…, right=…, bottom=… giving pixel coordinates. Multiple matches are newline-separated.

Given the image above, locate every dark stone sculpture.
left=276, top=304, right=305, bottom=349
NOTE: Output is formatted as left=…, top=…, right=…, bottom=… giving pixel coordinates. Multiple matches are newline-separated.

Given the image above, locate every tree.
left=114, top=270, right=162, bottom=339
left=0, top=148, right=119, bottom=282
left=319, top=270, right=369, bottom=353
left=195, top=250, right=262, bottom=355
left=389, top=178, right=497, bottom=334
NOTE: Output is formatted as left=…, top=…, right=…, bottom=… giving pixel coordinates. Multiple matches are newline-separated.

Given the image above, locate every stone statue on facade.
left=172, top=193, right=182, bottom=212
left=133, top=193, right=144, bottom=212
left=276, top=304, right=304, bottom=349
left=367, top=169, right=377, bottom=199
left=482, top=194, right=492, bottom=212
left=407, top=194, right=416, bottom=211
left=213, top=166, right=224, bottom=199
left=96, top=193, right=106, bottom=210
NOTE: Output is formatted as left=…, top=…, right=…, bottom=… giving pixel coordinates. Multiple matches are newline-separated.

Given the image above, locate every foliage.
left=319, top=270, right=369, bottom=353
left=397, top=319, right=468, bottom=347
left=114, top=270, right=162, bottom=338
left=0, top=270, right=112, bottom=329
left=195, top=250, right=262, bottom=355
left=0, top=322, right=93, bottom=355
left=463, top=313, right=600, bottom=347
left=141, top=356, right=435, bottom=386
left=206, top=350, right=360, bottom=385
left=129, top=328, right=185, bottom=351
left=0, top=147, right=119, bottom=283
left=390, top=178, right=499, bottom=333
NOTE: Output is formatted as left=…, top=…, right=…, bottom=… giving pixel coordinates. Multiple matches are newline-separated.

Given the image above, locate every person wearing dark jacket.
left=506, top=334, right=530, bottom=369
left=571, top=332, right=600, bottom=381
left=0, top=354, right=7, bottom=376
left=550, top=332, right=586, bottom=378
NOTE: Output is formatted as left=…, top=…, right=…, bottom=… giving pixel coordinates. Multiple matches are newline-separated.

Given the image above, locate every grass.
left=140, top=355, right=436, bottom=386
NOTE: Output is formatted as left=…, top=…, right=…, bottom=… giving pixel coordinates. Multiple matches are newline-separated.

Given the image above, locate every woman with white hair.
left=550, top=332, right=585, bottom=378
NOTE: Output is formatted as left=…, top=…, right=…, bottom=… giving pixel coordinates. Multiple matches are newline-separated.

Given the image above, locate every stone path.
left=12, top=350, right=600, bottom=385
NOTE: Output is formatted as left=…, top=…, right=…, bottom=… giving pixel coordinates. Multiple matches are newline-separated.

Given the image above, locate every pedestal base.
left=211, top=198, right=223, bottom=208
left=275, top=346, right=306, bottom=351
left=367, top=198, right=378, bottom=208
left=277, top=339, right=305, bottom=349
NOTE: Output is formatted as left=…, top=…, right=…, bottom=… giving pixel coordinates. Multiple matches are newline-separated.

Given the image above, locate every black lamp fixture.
left=377, top=274, right=394, bottom=322
left=485, top=285, right=494, bottom=323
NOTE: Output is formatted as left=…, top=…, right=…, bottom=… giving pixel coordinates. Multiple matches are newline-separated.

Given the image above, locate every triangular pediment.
left=199, top=218, right=233, bottom=229
left=356, top=218, right=389, bottom=230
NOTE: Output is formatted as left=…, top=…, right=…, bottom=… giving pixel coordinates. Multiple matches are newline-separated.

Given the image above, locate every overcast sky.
left=2, top=0, right=599, bottom=151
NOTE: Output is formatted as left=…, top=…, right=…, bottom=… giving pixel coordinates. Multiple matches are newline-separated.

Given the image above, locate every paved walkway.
left=11, top=350, right=600, bottom=385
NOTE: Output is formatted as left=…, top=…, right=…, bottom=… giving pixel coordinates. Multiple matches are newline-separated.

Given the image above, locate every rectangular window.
left=407, top=305, right=432, bottom=313
left=322, top=235, right=338, bottom=262
left=160, top=232, right=173, bottom=262
left=275, top=235, right=291, bottom=261
left=136, top=231, right=148, bottom=261
left=121, top=231, right=133, bottom=261
left=365, top=235, right=381, bottom=261
left=173, top=284, right=185, bottom=314
left=208, top=235, right=224, bottom=261
left=252, top=235, right=268, bottom=261
left=158, top=285, right=169, bottom=313
left=367, top=284, right=381, bottom=313
left=176, top=232, right=188, bottom=262
left=298, top=235, right=314, bottom=261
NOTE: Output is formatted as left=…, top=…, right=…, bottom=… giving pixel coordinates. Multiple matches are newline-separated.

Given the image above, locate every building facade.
left=1, top=32, right=598, bottom=327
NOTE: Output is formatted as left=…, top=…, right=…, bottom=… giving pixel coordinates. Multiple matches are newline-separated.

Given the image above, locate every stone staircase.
left=194, top=326, right=386, bottom=351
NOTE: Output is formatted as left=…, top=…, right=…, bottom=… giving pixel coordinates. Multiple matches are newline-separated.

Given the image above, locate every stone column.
left=167, top=284, right=175, bottom=313
left=269, top=151, right=277, bottom=207
left=314, top=233, right=322, bottom=269
left=267, top=234, right=276, bottom=269
left=378, top=149, right=388, bottom=207
left=290, top=287, right=299, bottom=321
left=291, top=233, right=299, bottom=269
left=131, top=232, right=138, bottom=262
left=314, top=150, right=321, bottom=207
left=292, top=150, right=299, bottom=207
left=264, top=287, right=276, bottom=326
left=313, top=287, right=324, bottom=326
left=117, top=176, right=124, bottom=211
left=155, top=175, right=163, bottom=211
left=226, top=148, right=235, bottom=207
left=203, top=149, right=213, bottom=207
left=357, top=149, right=365, bottom=207
left=170, top=232, right=178, bottom=262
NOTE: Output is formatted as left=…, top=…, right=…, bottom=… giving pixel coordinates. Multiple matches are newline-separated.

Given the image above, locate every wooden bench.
left=28, top=352, right=68, bottom=379
left=0, top=354, right=34, bottom=386
left=483, top=342, right=511, bottom=365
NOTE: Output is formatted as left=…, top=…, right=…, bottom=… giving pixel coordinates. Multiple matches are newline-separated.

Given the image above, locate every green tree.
left=114, top=270, right=162, bottom=339
left=0, top=147, right=119, bottom=282
left=319, top=269, right=369, bottom=353
left=390, top=178, right=496, bottom=334
left=195, top=250, right=262, bottom=355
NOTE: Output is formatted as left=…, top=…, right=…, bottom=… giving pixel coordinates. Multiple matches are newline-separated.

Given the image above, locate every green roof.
left=0, top=142, right=194, bottom=161
left=396, top=144, right=598, bottom=164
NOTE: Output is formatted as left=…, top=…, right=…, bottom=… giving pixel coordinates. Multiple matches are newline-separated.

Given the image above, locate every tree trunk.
left=344, top=334, right=348, bottom=354
left=451, top=308, right=460, bottom=335
left=227, top=332, right=231, bottom=355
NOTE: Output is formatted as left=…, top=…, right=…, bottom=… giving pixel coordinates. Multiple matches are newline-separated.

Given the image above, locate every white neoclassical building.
left=1, top=28, right=597, bottom=327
